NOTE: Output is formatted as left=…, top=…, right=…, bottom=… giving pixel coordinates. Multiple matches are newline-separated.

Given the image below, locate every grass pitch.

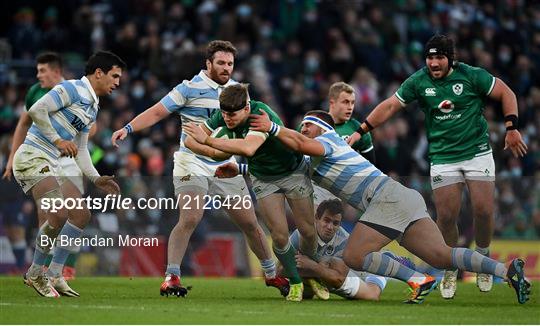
left=0, top=276, right=538, bottom=324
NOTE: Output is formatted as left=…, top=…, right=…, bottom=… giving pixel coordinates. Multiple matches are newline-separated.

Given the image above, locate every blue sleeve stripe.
left=60, top=81, right=80, bottom=105
left=315, top=138, right=333, bottom=156
left=48, top=90, right=64, bottom=109
left=331, top=151, right=358, bottom=162
left=50, top=116, right=74, bottom=141
left=160, top=96, right=178, bottom=113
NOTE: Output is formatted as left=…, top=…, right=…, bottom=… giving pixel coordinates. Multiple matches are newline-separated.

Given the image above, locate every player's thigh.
left=361, top=180, right=428, bottom=238
left=211, top=176, right=259, bottom=227
left=462, top=153, right=495, bottom=216
left=466, top=179, right=495, bottom=217
left=400, top=217, right=452, bottom=268
left=58, top=157, right=85, bottom=194
left=12, top=144, right=59, bottom=195
left=343, top=222, right=393, bottom=270
left=433, top=183, right=464, bottom=220
left=431, top=161, right=467, bottom=218
left=31, top=176, right=68, bottom=228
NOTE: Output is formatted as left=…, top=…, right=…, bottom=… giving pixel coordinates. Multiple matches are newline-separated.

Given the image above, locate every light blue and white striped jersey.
left=311, top=131, right=390, bottom=212
left=24, top=76, right=98, bottom=159
left=159, top=70, right=237, bottom=165
left=290, top=226, right=349, bottom=259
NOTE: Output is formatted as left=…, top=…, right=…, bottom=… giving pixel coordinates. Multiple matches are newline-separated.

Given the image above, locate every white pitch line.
left=0, top=302, right=361, bottom=319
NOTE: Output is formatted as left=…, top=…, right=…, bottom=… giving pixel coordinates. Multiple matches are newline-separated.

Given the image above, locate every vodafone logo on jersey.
left=437, top=100, right=454, bottom=113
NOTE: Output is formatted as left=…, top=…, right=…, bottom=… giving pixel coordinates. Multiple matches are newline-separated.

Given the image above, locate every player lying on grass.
left=289, top=198, right=421, bottom=300
left=243, top=109, right=531, bottom=304
left=183, top=83, right=327, bottom=302
left=12, top=51, right=125, bottom=298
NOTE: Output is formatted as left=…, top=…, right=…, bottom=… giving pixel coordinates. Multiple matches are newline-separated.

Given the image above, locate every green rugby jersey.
left=334, top=119, right=373, bottom=153
left=204, top=100, right=303, bottom=180
left=25, top=82, right=51, bottom=110
left=395, top=63, right=495, bottom=164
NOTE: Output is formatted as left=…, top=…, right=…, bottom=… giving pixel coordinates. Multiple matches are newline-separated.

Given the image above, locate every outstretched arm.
left=249, top=111, right=325, bottom=156
left=111, top=102, right=171, bottom=147
left=489, top=78, right=527, bottom=157
left=347, top=95, right=404, bottom=145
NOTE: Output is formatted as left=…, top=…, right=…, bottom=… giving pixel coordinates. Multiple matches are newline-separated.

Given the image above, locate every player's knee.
left=436, top=212, right=457, bottom=228
left=236, top=218, right=258, bottom=234
left=473, top=206, right=493, bottom=221
left=436, top=202, right=459, bottom=221
left=271, top=233, right=290, bottom=249
left=296, top=224, right=316, bottom=242
left=426, top=246, right=453, bottom=269
left=70, top=207, right=91, bottom=226
left=178, top=213, right=203, bottom=231
left=343, top=250, right=363, bottom=271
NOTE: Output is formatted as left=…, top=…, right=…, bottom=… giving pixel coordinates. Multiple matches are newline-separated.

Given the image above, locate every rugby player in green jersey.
left=310, top=82, right=377, bottom=207
left=183, top=83, right=327, bottom=302
left=347, top=34, right=528, bottom=299
left=328, top=82, right=375, bottom=164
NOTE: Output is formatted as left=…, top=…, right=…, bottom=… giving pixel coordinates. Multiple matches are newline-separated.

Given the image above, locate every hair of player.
left=84, top=51, right=127, bottom=76
left=424, top=34, right=457, bottom=67
left=219, top=83, right=249, bottom=112
left=328, top=81, right=354, bottom=100
left=36, top=52, right=63, bottom=70
left=304, top=110, right=336, bottom=128
left=206, top=40, right=237, bottom=62
left=316, top=199, right=343, bottom=219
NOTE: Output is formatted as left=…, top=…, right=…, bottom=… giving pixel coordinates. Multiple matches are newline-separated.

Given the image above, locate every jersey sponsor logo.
left=432, top=175, right=443, bottom=184
left=425, top=88, right=436, bottom=96
left=437, top=100, right=455, bottom=113
left=435, top=113, right=462, bottom=120
left=71, top=115, right=87, bottom=132
left=452, top=83, right=463, bottom=95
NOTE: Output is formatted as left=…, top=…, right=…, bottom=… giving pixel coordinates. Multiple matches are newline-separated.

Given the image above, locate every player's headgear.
left=303, top=110, right=335, bottom=131
left=424, top=34, right=456, bottom=67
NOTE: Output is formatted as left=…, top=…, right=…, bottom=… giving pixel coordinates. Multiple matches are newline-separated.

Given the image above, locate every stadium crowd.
left=0, top=0, right=539, bottom=258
